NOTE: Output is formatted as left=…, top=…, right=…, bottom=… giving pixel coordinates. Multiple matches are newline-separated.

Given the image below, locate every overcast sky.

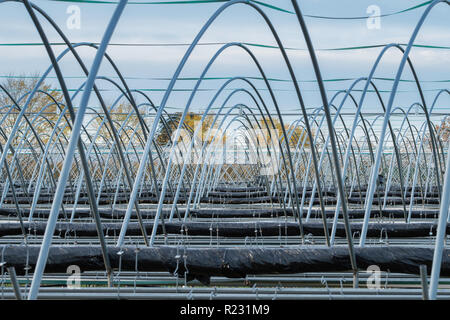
left=0, top=0, right=448, bottom=127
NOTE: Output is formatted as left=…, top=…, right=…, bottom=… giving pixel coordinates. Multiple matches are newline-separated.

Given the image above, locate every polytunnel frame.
left=360, top=0, right=450, bottom=248
left=115, top=0, right=350, bottom=250
left=23, top=0, right=129, bottom=300
left=1, top=0, right=194, bottom=295
left=0, top=0, right=446, bottom=300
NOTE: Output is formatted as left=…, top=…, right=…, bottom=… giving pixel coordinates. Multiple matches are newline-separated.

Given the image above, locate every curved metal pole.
left=27, top=0, right=128, bottom=300
left=429, top=140, right=450, bottom=299
left=291, top=0, right=357, bottom=281
left=117, top=0, right=330, bottom=246
left=360, top=0, right=450, bottom=247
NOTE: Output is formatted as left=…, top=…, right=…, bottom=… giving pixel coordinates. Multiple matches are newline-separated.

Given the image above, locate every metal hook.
left=321, top=276, right=332, bottom=300
left=339, top=277, right=346, bottom=295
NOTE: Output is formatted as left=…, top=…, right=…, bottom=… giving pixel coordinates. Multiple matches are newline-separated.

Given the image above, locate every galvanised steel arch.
left=0, top=0, right=448, bottom=300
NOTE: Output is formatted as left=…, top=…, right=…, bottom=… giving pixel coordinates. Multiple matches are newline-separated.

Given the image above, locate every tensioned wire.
left=2, top=1, right=446, bottom=93
left=2, top=42, right=449, bottom=51
left=1, top=75, right=450, bottom=83
left=42, top=0, right=433, bottom=20
left=2, top=87, right=444, bottom=92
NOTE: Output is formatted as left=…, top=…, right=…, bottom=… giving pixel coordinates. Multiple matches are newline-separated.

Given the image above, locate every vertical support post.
left=420, top=265, right=429, bottom=300
left=429, top=141, right=450, bottom=300
left=7, top=267, right=22, bottom=300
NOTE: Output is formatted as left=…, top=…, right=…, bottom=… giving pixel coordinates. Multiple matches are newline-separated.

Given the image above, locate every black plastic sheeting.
left=0, top=221, right=446, bottom=238
left=0, top=207, right=441, bottom=220
left=1, top=245, right=448, bottom=284
left=3, top=196, right=439, bottom=205
left=2, top=191, right=439, bottom=205
left=3, top=186, right=440, bottom=198
left=0, top=208, right=439, bottom=219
